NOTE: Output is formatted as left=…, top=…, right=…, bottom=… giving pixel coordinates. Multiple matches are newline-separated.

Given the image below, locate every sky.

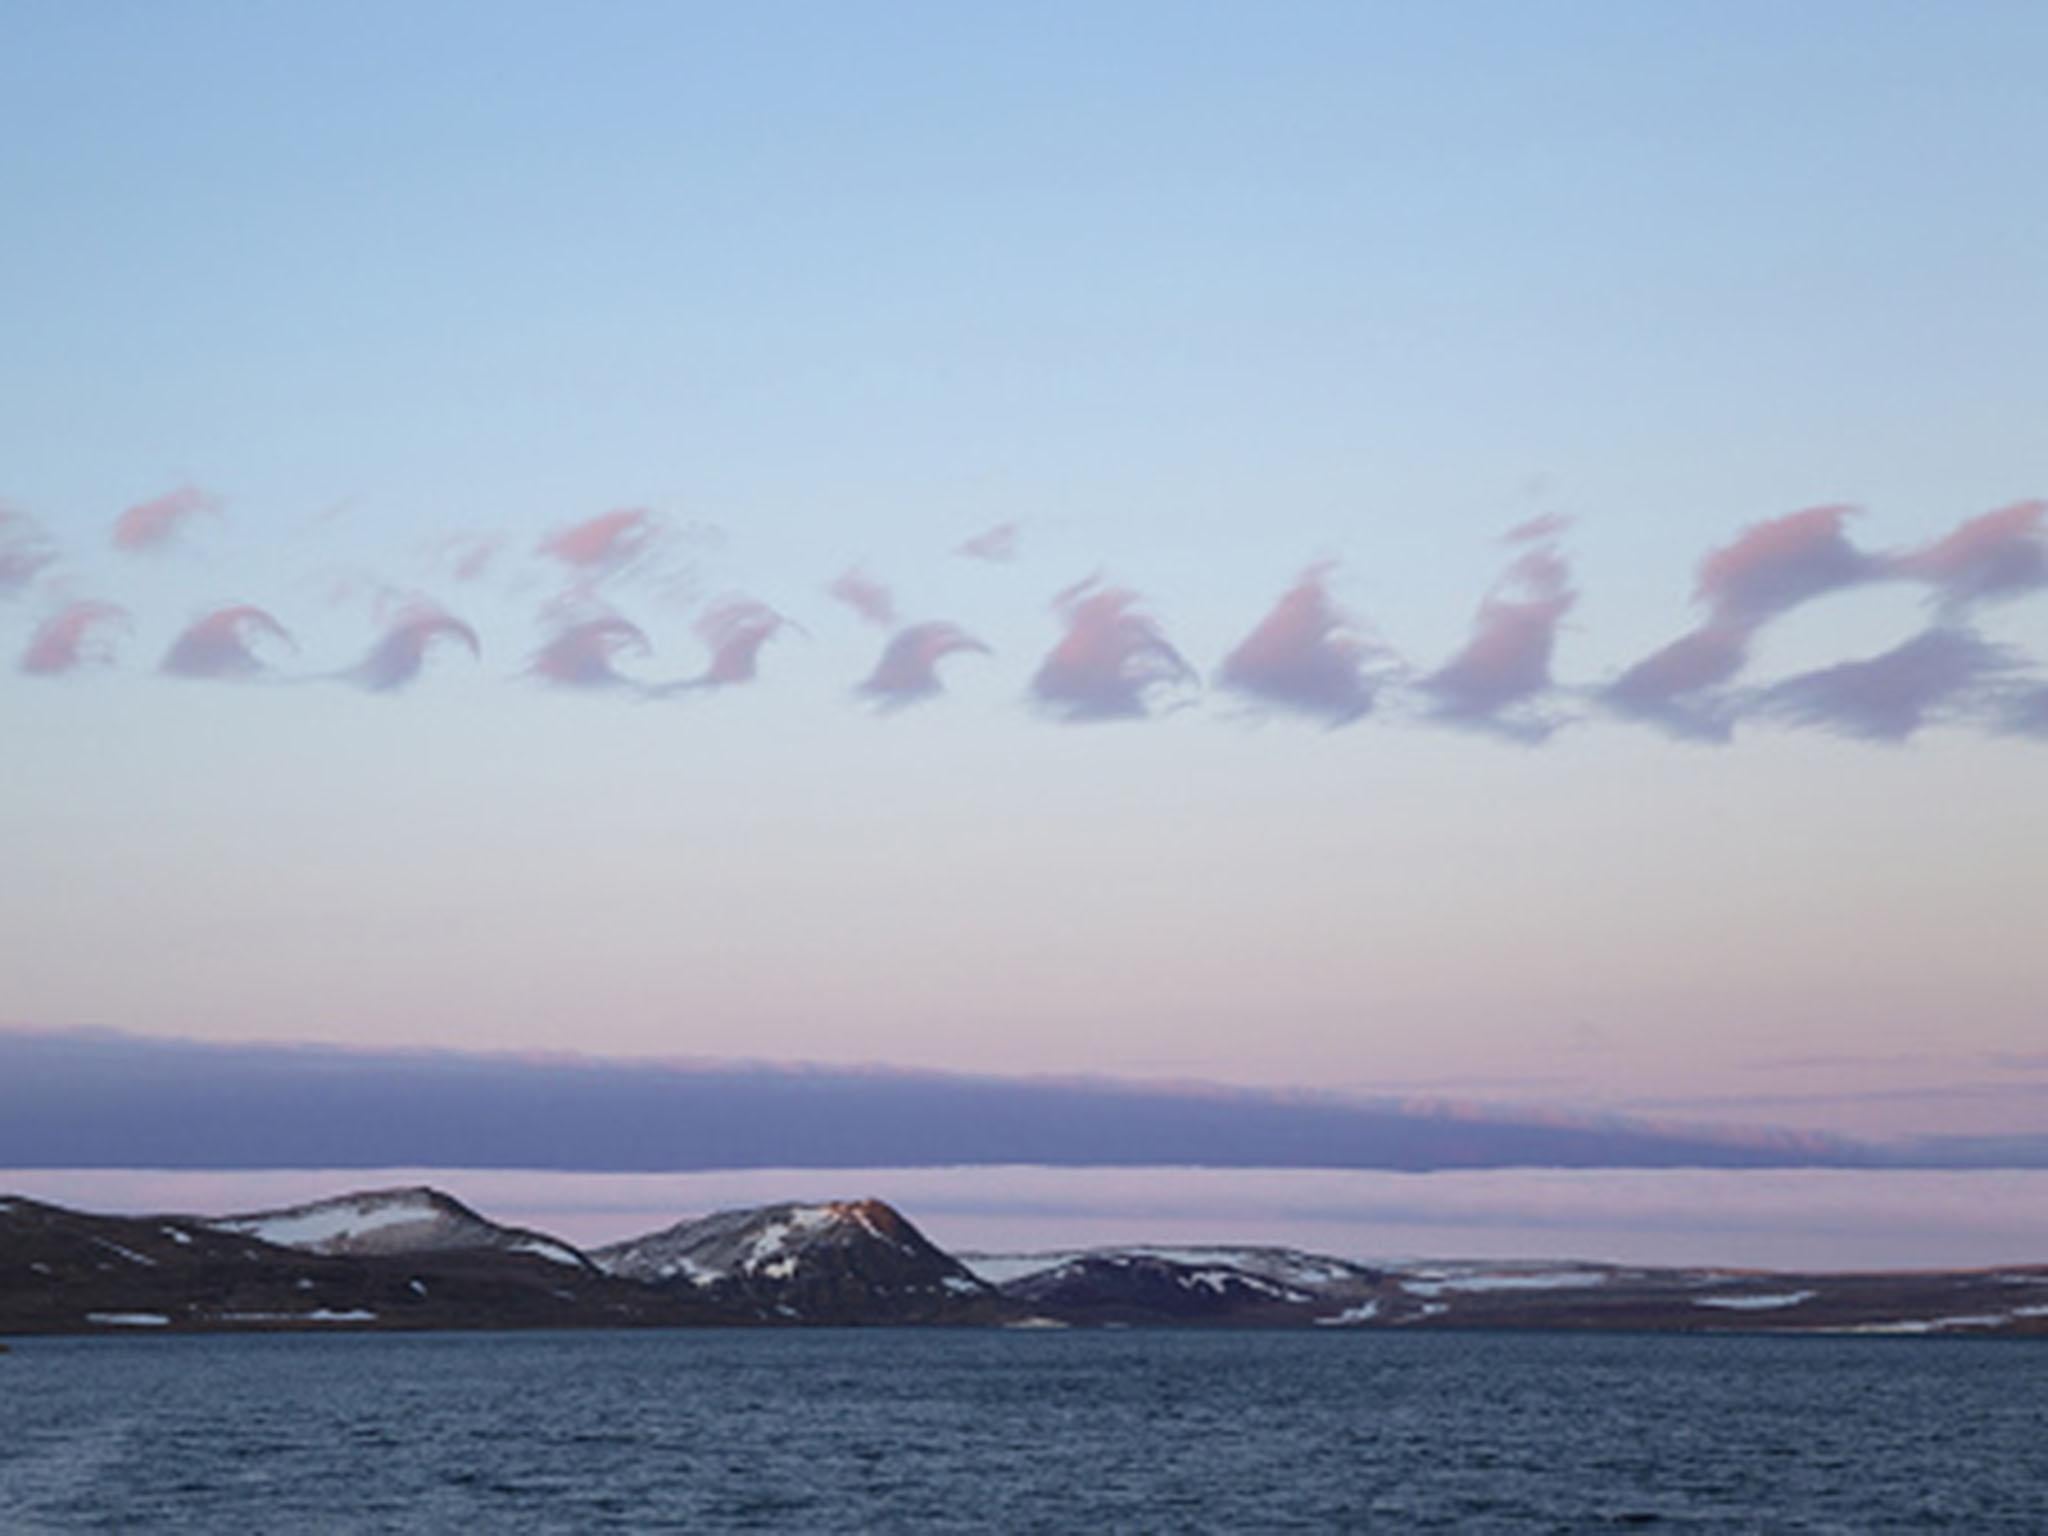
left=4, top=3, right=2048, bottom=1258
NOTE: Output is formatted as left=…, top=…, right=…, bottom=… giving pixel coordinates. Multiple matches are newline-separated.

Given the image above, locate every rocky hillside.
left=9, top=1186, right=2048, bottom=1337
left=595, top=1198, right=1003, bottom=1323
left=209, top=1186, right=593, bottom=1269
left=0, top=1193, right=724, bottom=1335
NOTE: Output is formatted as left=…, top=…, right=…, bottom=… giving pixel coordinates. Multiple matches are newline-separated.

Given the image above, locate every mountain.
left=208, top=1186, right=593, bottom=1269
left=594, top=1198, right=1004, bottom=1323
left=964, top=1245, right=1389, bottom=1327
left=0, top=1191, right=724, bottom=1335
left=9, top=1185, right=2048, bottom=1337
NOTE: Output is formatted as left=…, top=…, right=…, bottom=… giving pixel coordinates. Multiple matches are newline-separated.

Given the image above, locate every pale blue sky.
left=3, top=2, right=2046, bottom=1142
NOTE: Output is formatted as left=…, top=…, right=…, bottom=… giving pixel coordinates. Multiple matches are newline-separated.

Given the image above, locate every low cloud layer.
left=0, top=1028, right=1871, bottom=1175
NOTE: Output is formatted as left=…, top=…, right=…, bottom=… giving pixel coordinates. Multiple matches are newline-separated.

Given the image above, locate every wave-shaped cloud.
left=538, top=508, right=659, bottom=574
left=1217, top=562, right=1385, bottom=726
left=1696, top=505, right=1877, bottom=624
left=827, top=568, right=896, bottom=629
left=1421, top=538, right=1576, bottom=740
left=161, top=605, right=293, bottom=679
left=1762, top=626, right=2009, bottom=742
left=0, top=507, right=57, bottom=596
left=859, top=621, right=990, bottom=708
left=349, top=601, right=482, bottom=692
left=113, top=485, right=223, bottom=553
left=1894, top=502, right=2048, bottom=612
left=687, top=597, right=788, bottom=689
left=529, top=610, right=652, bottom=690
left=1032, top=578, right=1193, bottom=722
left=19, top=600, right=128, bottom=676
left=956, top=522, right=1019, bottom=563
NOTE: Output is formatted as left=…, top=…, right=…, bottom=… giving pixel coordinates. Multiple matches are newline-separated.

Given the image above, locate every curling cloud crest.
left=538, top=509, right=660, bottom=575
left=1032, top=579, right=1193, bottom=722
left=161, top=606, right=294, bottom=680
left=1420, top=540, right=1576, bottom=740
left=827, top=569, right=896, bottom=629
left=113, top=486, right=223, bottom=553
left=1216, top=562, right=1385, bottom=726
left=20, top=601, right=128, bottom=676
left=0, top=508, right=57, bottom=596
left=529, top=611, right=652, bottom=690
left=349, top=601, right=482, bottom=692
left=859, top=621, right=990, bottom=707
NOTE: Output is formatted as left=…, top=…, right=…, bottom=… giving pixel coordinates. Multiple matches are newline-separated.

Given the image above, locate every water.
left=2, top=1329, right=2045, bottom=1532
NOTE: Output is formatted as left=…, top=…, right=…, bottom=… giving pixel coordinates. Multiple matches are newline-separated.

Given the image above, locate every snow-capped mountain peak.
left=207, top=1186, right=592, bottom=1269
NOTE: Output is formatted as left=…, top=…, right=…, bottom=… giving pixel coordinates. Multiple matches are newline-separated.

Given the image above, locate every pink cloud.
left=0, top=507, right=57, bottom=596
left=113, top=485, right=223, bottom=553
left=19, top=600, right=128, bottom=676
left=1504, top=512, right=1572, bottom=545
left=160, top=605, right=294, bottom=680
left=349, top=601, right=482, bottom=692
left=437, top=532, right=504, bottom=583
left=1031, top=578, right=1193, bottom=721
left=1216, top=562, right=1385, bottom=726
left=1602, top=621, right=1753, bottom=743
left=690, top=597, right=788, bottom=687
left=858, top=622, right=991, bottom=708
left=1763, top=626, right=2006, bottom=741
left=529, top=612, right=652, bottom=690
left=827, top=568, right=897, bottom=629
left=1420, top=543, right=1576, bottom=739
left=1695, top=505, right=1876, bottom=623
left=537, top=509, right=659, bottom=573
left=956, top=522, right=1020, bottom=563
left=1893, top=501, right=2048, bottom=610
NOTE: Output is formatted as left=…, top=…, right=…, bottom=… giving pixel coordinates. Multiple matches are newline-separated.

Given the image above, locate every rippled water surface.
left=3, top=1328, right=2046, bottom=1531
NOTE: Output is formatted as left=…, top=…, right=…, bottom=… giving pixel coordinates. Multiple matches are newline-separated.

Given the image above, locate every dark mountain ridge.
left=6, top=1186, right=2048, bottom=1338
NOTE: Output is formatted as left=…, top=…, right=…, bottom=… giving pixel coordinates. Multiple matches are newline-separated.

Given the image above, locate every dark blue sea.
left=3, top=1328, right=2045, bottom=1531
